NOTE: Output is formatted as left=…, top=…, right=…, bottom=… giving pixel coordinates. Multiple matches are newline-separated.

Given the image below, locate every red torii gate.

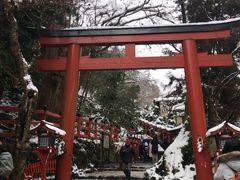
left=36, top=18, right=240, bottom=180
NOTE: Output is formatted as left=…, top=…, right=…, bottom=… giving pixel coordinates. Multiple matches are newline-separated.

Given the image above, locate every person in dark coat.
left=0, top=139, right=14, bottom=180
left=151, top=134, right=159, bottom=163
left=214, top=139, right=240, bottom=180
left=120, top=139, right=135, bottom=179
left=139, top=142, right=147, bottom=162
left=161, top=138, right=170, bottom=150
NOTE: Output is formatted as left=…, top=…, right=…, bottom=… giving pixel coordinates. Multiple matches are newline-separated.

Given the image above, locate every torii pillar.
left=183, top=39, right=211, bottom=178
left=36, top=18, right=240, bottom=180
left=55, top=44, right=80, bottom=179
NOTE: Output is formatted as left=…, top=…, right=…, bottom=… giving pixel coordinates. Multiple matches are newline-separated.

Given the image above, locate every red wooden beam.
left=36, top=53, right=233, bottom=71
left=0, top=106, right=61, bottom=119
left=34, top=110, right=61, bottom=122
left=40, top=30, right=230, bottom=45
left=0, top=119, right=16, bottom=125
left=0, top=106, right=19, bottom=112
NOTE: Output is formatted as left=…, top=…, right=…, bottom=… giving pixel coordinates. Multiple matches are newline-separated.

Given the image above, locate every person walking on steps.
left=151, top=134, right=159, bottom=164
left=214, top=139, right=240, bottom=180
left=139, top=141, right=147, bottom=162
left=120, top=139, right=135, bottom=179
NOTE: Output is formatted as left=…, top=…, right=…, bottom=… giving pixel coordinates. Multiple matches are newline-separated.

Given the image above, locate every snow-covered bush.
left=54, top=138, right=65, bottom=156
left=146, top=124, right=196, bottom=180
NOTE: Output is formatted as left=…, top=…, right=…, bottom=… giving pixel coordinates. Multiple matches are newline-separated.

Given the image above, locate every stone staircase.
left=79, top=162, right=153, bottom=179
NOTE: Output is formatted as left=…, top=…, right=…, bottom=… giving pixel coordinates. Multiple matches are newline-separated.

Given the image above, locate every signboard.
left=103, top=134, right=109, bottom=149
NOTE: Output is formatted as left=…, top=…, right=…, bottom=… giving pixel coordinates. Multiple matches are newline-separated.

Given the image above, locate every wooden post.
left=56, top=44, right=80, bottom=180
left=183, top=39, right=213, bottom=180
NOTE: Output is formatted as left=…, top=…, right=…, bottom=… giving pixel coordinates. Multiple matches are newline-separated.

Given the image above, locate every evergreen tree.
left=174, top=0, right=240, bottom=127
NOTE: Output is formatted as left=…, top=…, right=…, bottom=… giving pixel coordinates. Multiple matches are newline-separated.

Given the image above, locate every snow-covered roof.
left=140, top=118, right=183, bottom=132
left=40, top=17, right=240, bottom=37
left=206, top=121, right=240, bottom=137
left=64, top=17, right=240, bottom=30
left=30, top=120, right=66, bottom=136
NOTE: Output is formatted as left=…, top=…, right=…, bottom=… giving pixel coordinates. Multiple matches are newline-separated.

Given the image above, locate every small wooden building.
left=30, top=120, right=66, bottom=150
left=206, top=121, right=240, bottom=156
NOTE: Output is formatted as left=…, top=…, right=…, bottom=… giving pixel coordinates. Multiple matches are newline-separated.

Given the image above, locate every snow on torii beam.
left=37, top=18, right=240, bottom=180
left=38, top=23, right=237, bottom=71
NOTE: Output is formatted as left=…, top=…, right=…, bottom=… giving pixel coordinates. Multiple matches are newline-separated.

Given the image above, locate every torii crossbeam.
left=36, top=18, right=240, bottom=180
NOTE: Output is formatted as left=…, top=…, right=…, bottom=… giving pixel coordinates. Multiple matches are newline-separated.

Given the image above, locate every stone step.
left=79, top=169, right=148, bottom=179
left=79, top=176, right=147, bottom=179
left=97, top=167, right=146, bottom=171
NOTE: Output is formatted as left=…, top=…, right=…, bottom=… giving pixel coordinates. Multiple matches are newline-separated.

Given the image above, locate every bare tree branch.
left=101, top=0, right=150, bottom=26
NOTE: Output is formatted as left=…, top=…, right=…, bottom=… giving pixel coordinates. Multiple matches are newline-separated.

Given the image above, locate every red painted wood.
left=56, top=44, right=80, bottom=180
left=110, top=126, right=114, bottom=141
left=125, top=44, right=135, bottom=57
left=86, top=121, right=91, bottom=138
left=36, top=27, right=234, bottom=180
left=25, top=160, right=56, bottom=177
left=0, top=119, right=16, bottom=125
left=183, top=39, right=213, bottom=180
left=36, top=53, right=232, bottom=71
left=45, top=111, right=61, bottom=119
left=40, top=30, right=230, bottom=45
left=208, top=121, right=240, bottom=136
left=0, top=106, right=19, bottom=112
left=94, top=122, right=98, bottom=139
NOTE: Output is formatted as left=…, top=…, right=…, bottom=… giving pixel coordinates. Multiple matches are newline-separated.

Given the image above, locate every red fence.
left=24, top=159, right=56, bottom=178
left=75, top=116, right=120, bottom=141
left=0, top=105, right=120, bottom=141
left=140, top=120, right=181, bottom=143
left=0, top=105, right=181, bottom=178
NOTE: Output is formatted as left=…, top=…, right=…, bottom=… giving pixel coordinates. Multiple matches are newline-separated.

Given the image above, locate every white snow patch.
left=23, top=74, right=38, bottom=93
left=146, top=127, right=195, bottom=180
left=30, top=120, right=66, bottom=136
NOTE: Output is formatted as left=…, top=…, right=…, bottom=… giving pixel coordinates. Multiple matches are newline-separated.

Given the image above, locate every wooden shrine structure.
left=206, top=121, right=240, bottom=156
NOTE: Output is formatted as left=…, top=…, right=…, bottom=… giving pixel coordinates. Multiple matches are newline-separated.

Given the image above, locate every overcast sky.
left=136, top=44, right=184, bottom=92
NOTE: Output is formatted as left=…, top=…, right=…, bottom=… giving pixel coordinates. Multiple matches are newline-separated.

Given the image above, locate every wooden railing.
left=136, top=120, right=182, bottom=143
left=25, top=159, right=56, bottom=178
left=0, top=105, right=181, bottom=143
left=75, top=116, right=120, bottom=141
left=0, top=105, right=120, bottom=141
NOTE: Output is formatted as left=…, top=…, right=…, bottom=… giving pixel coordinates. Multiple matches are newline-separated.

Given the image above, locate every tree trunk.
left=2, top=1, right=38, bottom=179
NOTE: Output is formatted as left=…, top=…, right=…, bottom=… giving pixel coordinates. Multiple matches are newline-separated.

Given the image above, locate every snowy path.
left=78, top=162, right=153, bottom=179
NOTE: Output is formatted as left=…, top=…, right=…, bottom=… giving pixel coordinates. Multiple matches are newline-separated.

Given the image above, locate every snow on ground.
left=146, top=126, right=195, bottom=180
